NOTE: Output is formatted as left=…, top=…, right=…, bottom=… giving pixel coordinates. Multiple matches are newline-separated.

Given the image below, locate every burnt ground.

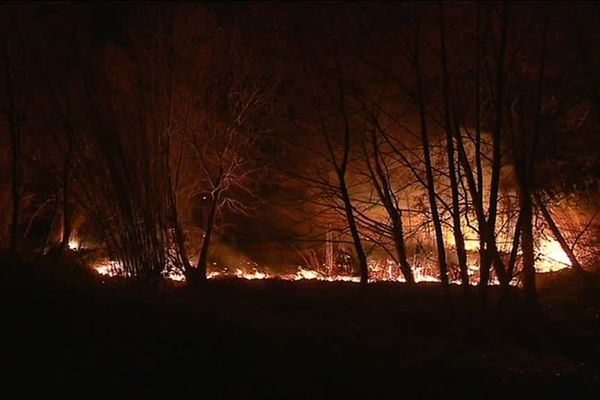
left=1, top=262, right=599, bottom=397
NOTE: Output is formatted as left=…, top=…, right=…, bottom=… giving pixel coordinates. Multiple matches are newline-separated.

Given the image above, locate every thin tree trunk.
left=474, top=3, right=488, bottom=289
left=507, top=207, right=523, bottom=278
left=339, top=174, right=369, bottom=284
left=516, top=9, right=549, bottom=306
left=519, top=175, right=537, bottom=306
left=439, top=2, right=469, bottom=286
left=332, top=50, right=369, bottom=285
left=40, top=199, right=60, bottom=259
left=414, top=18, right=449, bottom=286
left=58, top=130, right=73, bottom=255
left=172, top=202, right=192, bottom=271
left=365, top=128, right=415, bottom=284
left=534, top=194, right=586, bottom=276
left=475, top=3, right=484, bottom=214
left=195, top=192, right=220, bottom=282
left=391, top=217, right=414, bottom=284
left=483, top=1, right=510, bottom=289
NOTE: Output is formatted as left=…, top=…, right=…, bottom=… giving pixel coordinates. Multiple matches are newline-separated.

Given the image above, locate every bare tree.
left=293, top=46, right=371, bottom=284
left=413, top=17, right=449, bottom=286
left=182, top=14, right=277, bottom=282
left=438, top=2, right=469, bottom=286
left=186, top=103, right=273, bottom=282
left=361, top=119, right=415, bottom=284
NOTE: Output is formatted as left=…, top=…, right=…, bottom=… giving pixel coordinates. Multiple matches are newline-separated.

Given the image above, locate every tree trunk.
left=414, top=19, right=449, bottom=286
left=169, top=191, right=191, bottom=272
left=173, top=211, right=191, bottom=271
left=439, top=2, right=469, bottom=286
left=339, top=174, right=369, bottom=285
left=534, top=193, right=587, bottom=276
left=474, top=3, right=487, bottom=289
left=366, top=129, right=414, bottom=284
left=391, top=213, right=415, bottom=284
left=194, top=192, right=220, bottom=282
left=331, top=49, right=369, bottom=285
left=449, top=161, right=469, bottom=286
left=519, top=176, right=537, bottom=307
left=507, top=208, right=524, bottom=278
left=483, top=1, right=510, bottom=290
left=58, top=132, right=73, bottom=255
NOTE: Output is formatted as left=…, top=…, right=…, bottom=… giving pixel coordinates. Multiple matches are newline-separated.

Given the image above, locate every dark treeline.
left=1, top=2, right=599, bottom=306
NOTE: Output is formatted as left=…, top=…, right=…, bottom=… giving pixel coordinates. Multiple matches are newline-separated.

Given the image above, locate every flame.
left=68, top=237, right=80, bottom=251
left=92, top=259, right=187, bottom=281
left=94, top=260, right=122, bottom=277
left=165, top=269, right=186, bottom=281
left=92, top=261, right=460, bottom=284
left=91, top=235, right=572, bottom=283
left=443, top=226, right=480, bottom=251
left=536, top=237, right=571, bottom=272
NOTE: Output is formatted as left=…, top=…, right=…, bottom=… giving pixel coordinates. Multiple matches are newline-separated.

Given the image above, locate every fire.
left=207, top=267, right=361, bottom=282
left=92, top=259, right=187, bottom=281
left=94, top=260, right=122, bottom=277
left=442, top=227, right=572, bottom=276
left=536, top=237, right=571, bottom=272
left=89, top=235, right=572, bottom=283
left=166, top=269, right=186, bottom=281
left=68, top=237, right=80, bottom=251
left=234, top=268, right=268, bottom=280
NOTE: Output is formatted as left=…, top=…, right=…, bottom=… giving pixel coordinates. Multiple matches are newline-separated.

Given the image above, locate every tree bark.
left=439, top=2, right=469, bottom=286
left=534, top=194, right=587, bottom=276
left=194, top=192, right=220, bottom=282
left=365, top=129, right=415, bottom=284
left=172, top=203, right=192, bottom=271
left=483, top=1, right=510, bottom=289
left=58, top=127, right=74, bottom=255
left=518, top=175, right=537, bottom=306
left=339, top=174, right=369, bottom=284
left=332, top=50, right=369, bottom=285
left=506, top=208, right=523, bottom=278
left=391, top=217, right=414, bottom=284
left=414, top=18, right=449, bottom=286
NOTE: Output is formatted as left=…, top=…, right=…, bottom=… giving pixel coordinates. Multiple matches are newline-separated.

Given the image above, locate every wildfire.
left=442, top=228, right=573, bottom=275
left=206, top=267, right=361, bottom=282
left=165, top=269, right=186, bottom=281
left=536, top=237, right=572, bottom=272
left=94, top=260, right=122, bottom=277
left=68, top=238, right=80, bottom=251
left=88, top=237, right=572, bottom=284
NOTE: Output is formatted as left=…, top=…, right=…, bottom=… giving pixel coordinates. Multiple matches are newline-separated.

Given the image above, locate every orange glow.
left=68, top=237, right=81, bottom=251
left=536, top=237, right=571, bottom=272
left=91, top=236, right=571, bottom=283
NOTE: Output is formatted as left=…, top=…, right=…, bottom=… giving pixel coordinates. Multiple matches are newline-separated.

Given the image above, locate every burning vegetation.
left=1, top=2, right=599, bottom=302
left=88, top=233, right=573, bottom=284
left=1, top=2, right=600, bottom=394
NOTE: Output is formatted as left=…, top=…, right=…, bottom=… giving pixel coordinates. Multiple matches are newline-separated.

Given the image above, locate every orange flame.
left=89, top=237, right=571, bottom=283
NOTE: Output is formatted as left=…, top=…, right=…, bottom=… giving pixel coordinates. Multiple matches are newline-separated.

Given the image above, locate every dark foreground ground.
left=1, top=262, right=599, bottom=397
